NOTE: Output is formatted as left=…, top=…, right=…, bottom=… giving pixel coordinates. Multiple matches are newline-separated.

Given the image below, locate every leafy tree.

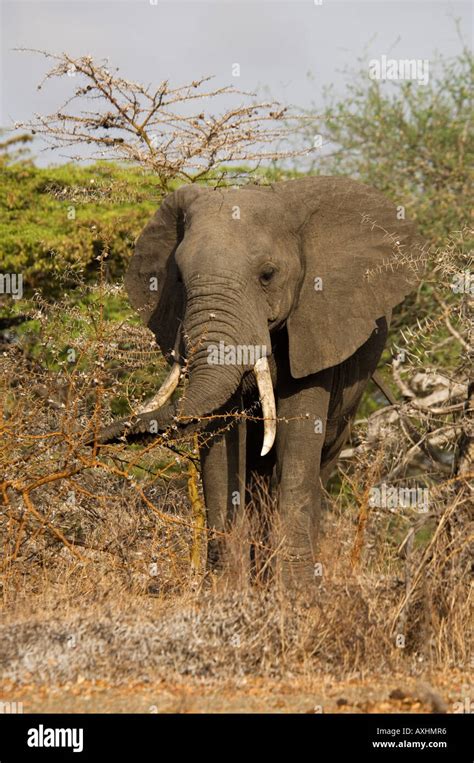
left=300, top=47, right=473, bottom=244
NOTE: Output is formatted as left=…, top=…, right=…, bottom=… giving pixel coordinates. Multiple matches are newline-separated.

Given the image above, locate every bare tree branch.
left=15, top=49, right=309, bottom=190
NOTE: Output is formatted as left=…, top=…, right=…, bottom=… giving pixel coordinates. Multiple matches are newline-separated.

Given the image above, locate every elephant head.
left=124, top=177, right=425, bottom=452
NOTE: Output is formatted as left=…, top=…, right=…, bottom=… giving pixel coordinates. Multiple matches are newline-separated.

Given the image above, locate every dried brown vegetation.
left=0, top=233, right=471, bottom=691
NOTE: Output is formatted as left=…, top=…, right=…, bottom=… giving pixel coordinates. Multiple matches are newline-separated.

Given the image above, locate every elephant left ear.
left=281, top=177, right=427, bottom=378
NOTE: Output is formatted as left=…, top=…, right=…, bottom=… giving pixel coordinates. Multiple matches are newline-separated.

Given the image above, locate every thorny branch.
left=15, top=50, right=309, bottom=191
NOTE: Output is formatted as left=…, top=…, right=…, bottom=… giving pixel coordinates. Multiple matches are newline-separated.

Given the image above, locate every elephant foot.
left=279, top=559, right=317, bottom=590
left=274, top=533, right=322, bottom=595
left=274, top=515, right=321, bottom=592
left=206, top=536, right=227, bottom=572
left=206, top=534, right=243, bottom=579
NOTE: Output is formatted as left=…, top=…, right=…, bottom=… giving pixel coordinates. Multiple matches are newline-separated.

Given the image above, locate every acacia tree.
left=16, top=49, right=307, bottom=192
left=295, top=46, right=473, bottom=241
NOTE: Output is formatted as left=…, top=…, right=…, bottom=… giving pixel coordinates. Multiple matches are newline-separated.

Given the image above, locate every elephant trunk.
left=174, top=275, right=276, bottom=454
left=179, top=276, right=253, bottom=418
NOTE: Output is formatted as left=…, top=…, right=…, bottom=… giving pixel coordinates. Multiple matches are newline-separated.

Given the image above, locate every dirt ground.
left=0, top=671, right=466, bottom=714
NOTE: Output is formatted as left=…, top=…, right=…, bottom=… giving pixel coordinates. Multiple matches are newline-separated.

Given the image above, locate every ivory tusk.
left=138, top=362, right=181, bottom=414
left=254, top=355, right=276, bottom=457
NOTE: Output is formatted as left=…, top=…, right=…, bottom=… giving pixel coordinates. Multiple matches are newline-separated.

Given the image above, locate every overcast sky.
left=1, top=0, right=471, bottom=164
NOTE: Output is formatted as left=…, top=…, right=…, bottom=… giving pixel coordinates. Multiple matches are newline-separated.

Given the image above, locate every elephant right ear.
left=282, top=177, right=428, bottom=378
left=124, top=184, right=201, bottom=359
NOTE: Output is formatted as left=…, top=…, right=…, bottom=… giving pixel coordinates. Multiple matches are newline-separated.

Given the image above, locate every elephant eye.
left=259, top=265, right=276, bottom=286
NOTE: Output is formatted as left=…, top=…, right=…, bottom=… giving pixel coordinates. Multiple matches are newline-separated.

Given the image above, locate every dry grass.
left=0, top=236, right=471, bottom=698
left=0, top=433, right=470, bottom=687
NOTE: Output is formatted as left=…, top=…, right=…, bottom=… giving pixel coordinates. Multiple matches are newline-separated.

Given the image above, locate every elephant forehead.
left=189, top=188, right=291, bottom=231
left=182, top=221, right=293, bottom=266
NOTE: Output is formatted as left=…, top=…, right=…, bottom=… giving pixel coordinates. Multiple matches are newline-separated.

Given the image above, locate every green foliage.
left=0, top=159, right=158, bottom=295
left=0, top=132, right=33, bottom=165
left=305, top=48, right=473, bottom=245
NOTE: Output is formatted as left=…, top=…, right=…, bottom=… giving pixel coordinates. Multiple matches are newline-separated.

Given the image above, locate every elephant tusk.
left=138, top=362, right=181, bottom=414
left=254, top=355, right=276, bottom=457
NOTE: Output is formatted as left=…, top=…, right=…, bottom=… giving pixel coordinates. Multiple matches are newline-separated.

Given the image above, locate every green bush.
left=302, top=47, right=473, bottom=245
left=0, top=158, right=158, bottom=295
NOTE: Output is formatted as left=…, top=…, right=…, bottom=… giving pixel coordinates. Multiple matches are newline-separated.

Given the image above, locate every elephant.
left=105, top=177, right=425, bottom=587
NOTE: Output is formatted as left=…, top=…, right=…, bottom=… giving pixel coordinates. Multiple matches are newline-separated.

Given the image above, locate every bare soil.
left=1, top=671, right=465, bottom=714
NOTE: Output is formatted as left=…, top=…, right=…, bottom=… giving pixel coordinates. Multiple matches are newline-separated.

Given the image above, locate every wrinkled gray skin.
left=115, top=177, right=424, bottom=587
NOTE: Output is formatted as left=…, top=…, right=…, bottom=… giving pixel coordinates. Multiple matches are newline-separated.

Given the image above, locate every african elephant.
left=116, top=177, right=425, bottom=586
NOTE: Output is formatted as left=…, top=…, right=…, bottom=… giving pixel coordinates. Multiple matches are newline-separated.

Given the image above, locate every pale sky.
left=0, top=0, right=471, bottom=164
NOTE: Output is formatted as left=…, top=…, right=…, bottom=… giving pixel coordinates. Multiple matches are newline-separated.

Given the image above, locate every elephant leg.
left=199, top=413, right=246, bottom=571
left=320, top=421, right=351, bottom=487
left=275, top=369, right=333, bottom=589
left=245, top=416, right=276, bottom=582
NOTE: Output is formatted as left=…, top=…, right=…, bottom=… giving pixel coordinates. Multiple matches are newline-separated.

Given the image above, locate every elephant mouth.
left=138, top=353, right=277, bottom=457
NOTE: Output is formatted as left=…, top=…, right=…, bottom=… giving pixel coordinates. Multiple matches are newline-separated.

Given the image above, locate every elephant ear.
left=282, top=177, right=427, bottom=378
left=124, top=184, right=201, bottom=360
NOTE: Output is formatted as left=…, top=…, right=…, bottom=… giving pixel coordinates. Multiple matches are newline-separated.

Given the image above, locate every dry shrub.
left=0, top=439, right=469, bottom=686
left=0, top=229, right=471, bottom=690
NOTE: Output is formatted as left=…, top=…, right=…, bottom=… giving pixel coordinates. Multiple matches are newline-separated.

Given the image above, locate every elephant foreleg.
left=275, top=369, right=333, bottom=588
left=245, top=417, right=277, bottom=582
left=199, top=412, right=246, bottom=571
